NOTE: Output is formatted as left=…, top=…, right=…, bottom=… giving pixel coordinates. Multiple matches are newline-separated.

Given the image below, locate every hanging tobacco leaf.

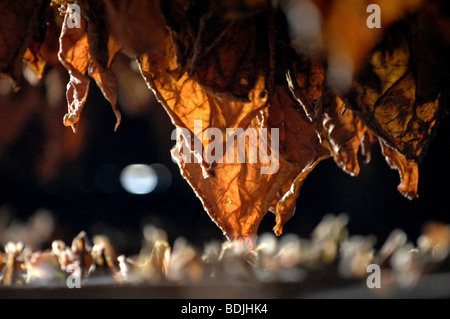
left=0, top=4, right=86, bottom=183
left=346, top=14, right=449, bottom=162
left=1, top=0, right=448, bottom=246
left=288, top=48, right=419, bottom=198
left=58, top=1, right=121, bottom=132
left=0, top=0, right=49, bottom=89
left=136, top=2, right=330, bottom=245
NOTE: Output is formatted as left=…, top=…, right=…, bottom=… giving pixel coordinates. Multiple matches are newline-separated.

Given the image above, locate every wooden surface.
left=1, top=272, right=449, bottom=299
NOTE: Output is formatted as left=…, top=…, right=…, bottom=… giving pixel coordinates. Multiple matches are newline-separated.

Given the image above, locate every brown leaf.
left=283, top=0, right=424, bottom=93
left=57, top=11, right=91, bottom=132
left=0, top=0, right=49, bottom=88
left=138, top=41, right=267, bottom=245
left=318, top=94, right=369, bottom=177
left=288, top=48, right=418, bottom=198
left=58, top=4, right=121, bottom=133
left=287, top=53, right=368, bottom=177
left=379, top=139, right=418, bottom=199
left=84, top=0, right=121, bottom=130
left=23, top=5, right=64, bottom=79
left=101, top=0, right=168, bottom=57
left=346, top=15, right=448, bottom=162
left=267, top=85, right=329, bottom=236
left=138, top=21, right=328, bottom=245
left=159, top=0, right=274, bottom=101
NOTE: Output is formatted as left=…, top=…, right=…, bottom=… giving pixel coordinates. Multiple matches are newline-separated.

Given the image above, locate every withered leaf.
left=286, top=47, right=376, bottom=178
left=284, top=0, right=425, bottom=90
left=58, top=4, right=121, bottom=132
left=379, top=139, right=418, bottom=199
left=112, top=0, right=434, bottom=242
left=2, top=0, right=446, bottom=246
left=288, top=49, right=418, bottom=198
left=57, top=11, right=91, bottom=132
left=313, top=92, right=370, bottom=177
left=138, top=22, right=329, bottom=245
left=84, top=0, right=121, bottom=130
left=346, top=15, right=449, bottom=162
left=0, top=0, right=49, bottom=88
left=267, top=85, right=330, bottom=236
left=163, top=1, right=270, bottom=101
left=23, top=5, right=66, bottom=78
left=0, top=4, right=86, bottom=183
left=101, top=0, right=168, bottom=57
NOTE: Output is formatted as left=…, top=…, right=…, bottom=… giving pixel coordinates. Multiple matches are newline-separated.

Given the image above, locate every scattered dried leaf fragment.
left=1, top=242, right=26, bottom=286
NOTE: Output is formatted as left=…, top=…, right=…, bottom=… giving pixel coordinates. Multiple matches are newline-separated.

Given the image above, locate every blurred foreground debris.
left=0, top=211, right=449, bottom=296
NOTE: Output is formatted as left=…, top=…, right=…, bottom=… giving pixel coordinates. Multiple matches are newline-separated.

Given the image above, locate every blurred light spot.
left=45, top=69, right=65, bottom=109
left=327, top=53, right=354, bottom=94
left=120, top=163, right=172, bottom=195
left=5, top=209, right=54, bottom=249
left=256, top=232, right=278, bottom=255
left=284, top=0, right=322, bottom=50
left=23, top=65, right=40, bottom=86
left=129, top=59, right=140, bottom=73
left=120, top=164, right=157, bottom=194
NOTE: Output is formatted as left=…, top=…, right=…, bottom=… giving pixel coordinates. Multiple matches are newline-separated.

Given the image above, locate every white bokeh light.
left=120, top=164, right=158, bottom=195
left=120, top=163, right=172, bottom=195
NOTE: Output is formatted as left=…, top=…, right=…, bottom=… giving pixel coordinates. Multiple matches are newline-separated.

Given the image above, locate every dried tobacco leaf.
left=266, top=85, right=330, bottom=236
left=137, top=14, right=329, bottom=245
left=83, top=0, right=122, bottom=130
left=139, top=43, right=268, bottom=245
left=286, top=49, right=416, bottom=199
left=283, top=0, right=424, bottom=94
left=0, top=0, right=49, bottom=88
left=314, top=93, right=370, bottom=177
left=162, top=0, right=270, bottom=101
left=379, top=140, right=418, bottom=199
left=346, top=15, right=449, bottom=162
left=23, top=4, right=66, bottom=77
left=27, top=0, right=444, bottom=244
left=57, top=12, right=90, bottom=132
left=287, top=59, right=367, bottom=177
left=0, top=5, right=87, bottom=182
left=58, top=4, right=121, bottom=133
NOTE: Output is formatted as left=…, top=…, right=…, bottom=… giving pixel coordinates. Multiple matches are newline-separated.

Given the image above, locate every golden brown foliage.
left=1, top=0, right=448, bottom=244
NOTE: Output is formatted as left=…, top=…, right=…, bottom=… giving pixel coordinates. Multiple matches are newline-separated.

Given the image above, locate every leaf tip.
left=63, top=113, right=79, bottom=133
left=113, top=110, right=121, bottom=132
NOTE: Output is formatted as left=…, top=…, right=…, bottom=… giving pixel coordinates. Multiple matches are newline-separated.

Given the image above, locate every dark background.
left=1, top=81, right=449, bottom=256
